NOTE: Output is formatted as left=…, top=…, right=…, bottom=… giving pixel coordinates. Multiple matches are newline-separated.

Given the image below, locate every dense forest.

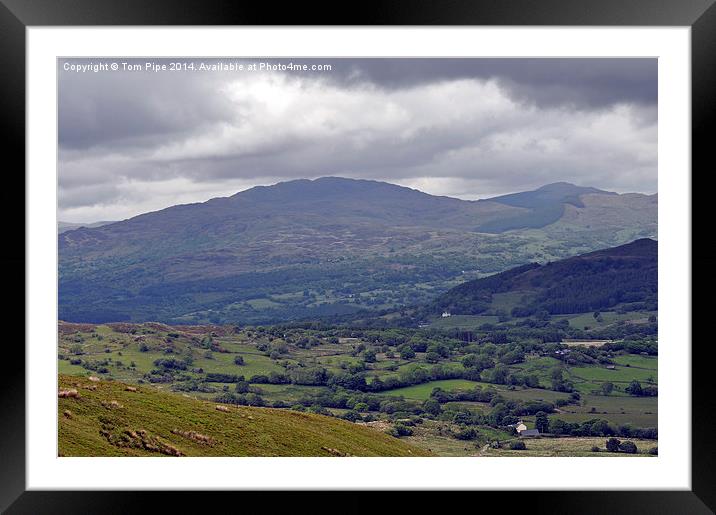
left=430, top=238, right=657, bottom=318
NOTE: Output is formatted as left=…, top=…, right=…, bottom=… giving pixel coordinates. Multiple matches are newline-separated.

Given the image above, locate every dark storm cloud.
left=327, top=58, right=657, bottom=108
left=58, top=58, right=657, bottom=222
left=59, top=58, right=655, bottom=150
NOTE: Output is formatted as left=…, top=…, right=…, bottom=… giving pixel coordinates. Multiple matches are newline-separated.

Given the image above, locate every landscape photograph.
left=58, top=57, right=658, bottom=458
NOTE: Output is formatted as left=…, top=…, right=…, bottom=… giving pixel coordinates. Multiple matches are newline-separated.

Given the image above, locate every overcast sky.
left=58, top=58, right=657, bottom=222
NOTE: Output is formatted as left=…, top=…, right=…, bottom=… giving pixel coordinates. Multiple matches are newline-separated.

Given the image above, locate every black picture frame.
left=2, top=0, right=713, bottom=512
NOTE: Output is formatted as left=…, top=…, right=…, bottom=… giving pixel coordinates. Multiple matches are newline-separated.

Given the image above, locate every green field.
left=376, top=379, right=482, bottom=400
left=555, top=311, right=656, bottom=330
left=552, top=394, right=658, bottom=427
left=429, top=315, right=500, bottom=329
left=550, top=412, right=657, bottom=427
left=575, top=394, right=658, bottom=414
left=494, top=386, right=571, bottom=403
left=569, top=365, right=657, bottom=384
left=613, top=354, right=658, bottom=369
left=59, top=321, right=656, bottom=457
left=479, top=437, right=657, bottom=457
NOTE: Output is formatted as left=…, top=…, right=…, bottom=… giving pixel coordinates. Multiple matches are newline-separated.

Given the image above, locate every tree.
left=619, top=441, right=638, bottom=454
left=548, top=418, right=573, bottom=435
left=625, top=380, right=643, bottom=396
left=234, top=380, right=249, bottom=393
left=354, top=402, right=369, bottom=412
left=425, top=351, right=440, bottom=363
left=388, top=424, right=413, bottom=437
left=536, top=309, right=551, bottom=321
left=550, top=366, right=565, bottom=391
left=455, top=428, right=478, bottom=441
left=600, top=382, right=614, bottom=396
left=535, top=411, right=549, bottom=433
left=524, top=374, right=540, bottom=388
left=590, top=419, right=613, bottom=436
left=342, top=410, right=361, bottom=422
left=606, top=437, right=621, bottom=452
left=233, top=355, right=245, bottom=366
left=399, top=345, right=415, bottom=360
left=510, top=440, right=527, bottom=450
left=489, top=365, right=510, bottom=385
left=423, top=399, right=442, bottom=416
left=245, top=393, right=264, bottom=406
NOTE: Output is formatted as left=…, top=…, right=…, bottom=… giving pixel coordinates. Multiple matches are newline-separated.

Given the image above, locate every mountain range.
left=58, top=177, right=657, bottom=324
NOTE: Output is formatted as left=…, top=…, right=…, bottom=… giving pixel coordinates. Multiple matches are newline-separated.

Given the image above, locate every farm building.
left=519, top=429, right=540, bottom=437
left=441, top=311, right=452, bottom=318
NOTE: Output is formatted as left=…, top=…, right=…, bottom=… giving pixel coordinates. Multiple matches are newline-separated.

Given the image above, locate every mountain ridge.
left=58, top=177, right=657, bottom=325
left=60, top=177, right=652, bottom=236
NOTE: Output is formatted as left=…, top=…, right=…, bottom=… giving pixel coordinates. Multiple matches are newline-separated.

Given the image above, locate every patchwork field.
left=58, top=321, right=657, bottom=457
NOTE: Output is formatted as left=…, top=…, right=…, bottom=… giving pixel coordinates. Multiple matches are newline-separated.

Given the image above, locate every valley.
left=58, top=179, right=658, bottom=457
left=59, top=301, right=657, bottom=457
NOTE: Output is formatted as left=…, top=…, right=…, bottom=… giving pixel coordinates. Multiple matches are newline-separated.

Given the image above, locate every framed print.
left=3, top=0, right=715, bottom=512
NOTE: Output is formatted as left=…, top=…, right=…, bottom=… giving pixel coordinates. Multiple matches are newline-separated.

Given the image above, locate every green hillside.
left=430, top=238, right=657, bottom=317
left=58, top=374, right=431, bottom=457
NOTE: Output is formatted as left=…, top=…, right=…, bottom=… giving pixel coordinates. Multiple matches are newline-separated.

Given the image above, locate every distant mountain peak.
left=475, top=181, right=618, bottom=232
left=232, top=176, right=435, bottom=204
left=488, top=182, right=615, bottom=206
left=535, top=182, right=614, bottom=195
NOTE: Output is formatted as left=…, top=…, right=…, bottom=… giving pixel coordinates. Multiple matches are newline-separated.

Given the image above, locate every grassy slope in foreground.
left=58, top=374, right=431, bottom=457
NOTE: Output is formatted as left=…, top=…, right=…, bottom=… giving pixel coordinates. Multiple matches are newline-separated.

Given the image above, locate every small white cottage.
left=509, top=421, right=528, bottom=433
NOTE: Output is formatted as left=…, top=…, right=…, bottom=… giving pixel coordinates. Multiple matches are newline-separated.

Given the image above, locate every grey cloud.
left=59, top=58, right=656, bottom=151
left=58, top=182, right=122, bottom=209
left=59, top=63, right=235, bottom=150
left=58, top=58, right=657, bottom=222
left=330, top=58, right=657, bottom=108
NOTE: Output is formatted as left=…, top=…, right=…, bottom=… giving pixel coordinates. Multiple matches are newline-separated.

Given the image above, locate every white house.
left=441, top=311, right=451, bottom=318
left=509, top=421, right=528, bottom=433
